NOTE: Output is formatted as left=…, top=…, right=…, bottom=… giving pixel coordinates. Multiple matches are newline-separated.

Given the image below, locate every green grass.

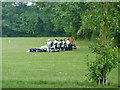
left=2, top=37, right=118, bottom=88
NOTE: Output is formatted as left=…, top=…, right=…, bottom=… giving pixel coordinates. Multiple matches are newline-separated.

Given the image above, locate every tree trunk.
left=100, top=2, right=108, bottom=85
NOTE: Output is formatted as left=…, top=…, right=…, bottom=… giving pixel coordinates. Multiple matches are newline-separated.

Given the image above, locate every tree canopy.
left=2, top=2, right=69, bottom=37
left=2, top=2, right=120, bottom=45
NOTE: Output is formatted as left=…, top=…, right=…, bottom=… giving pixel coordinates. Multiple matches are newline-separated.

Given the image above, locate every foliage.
left=81, top=2, right=119, bottom=84
left=2, top=2, right=119, bottom=41
left=80, top=2, right=120, bottom=44
left=86, top=38, right=118, bottom=84
left=52, top=2, right=87, bottom=38
left=2, top=2, right=69, bottom=37
left=34, top=2, right=69, bottom=37
left=2, top=2, right=30, bottom=36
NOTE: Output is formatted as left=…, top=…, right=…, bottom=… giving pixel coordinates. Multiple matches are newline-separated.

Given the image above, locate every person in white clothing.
left=63, top=39, right=70, bottom=45
left=66, top=39, right=70, bottom=45
left=59, top=39, right=64, bottom=51
left=66, top=39, right=72, bottom=50
left=63, top=38, right=70, bottom=50
left=53, top=38, right=58, bottom=49
left=40, top=39, right=52, bottom=52
left=53, top=38, right=58, bottom=44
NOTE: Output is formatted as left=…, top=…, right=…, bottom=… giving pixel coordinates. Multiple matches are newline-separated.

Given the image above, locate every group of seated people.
left=40, top=38, right=75, bottom=52
left=27, top=38, right=77, bottom=52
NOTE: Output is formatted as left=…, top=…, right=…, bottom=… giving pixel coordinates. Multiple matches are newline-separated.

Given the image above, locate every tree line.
left=2, top=2, right=96, bottom=38
left=2, top=2, right=119, bottom=45
left=2, top=2, right=71, bottom=37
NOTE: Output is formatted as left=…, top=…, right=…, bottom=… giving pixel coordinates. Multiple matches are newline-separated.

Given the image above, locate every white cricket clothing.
left=53, top=40, right=58, bottom=44
left=41, top=41, right=52, bottom=52
left=57, top=42, right=61, bottom=47
left=66, top=40, right=70, bottom=44
left=47, top=41, right=52, bottom=46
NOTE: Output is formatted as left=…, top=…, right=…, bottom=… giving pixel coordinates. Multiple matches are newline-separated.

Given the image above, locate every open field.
left=2, top=37, right=118, bottom=88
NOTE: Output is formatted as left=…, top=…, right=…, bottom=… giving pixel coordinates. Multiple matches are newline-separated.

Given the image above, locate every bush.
left=86, top=38, right=118, bottom=85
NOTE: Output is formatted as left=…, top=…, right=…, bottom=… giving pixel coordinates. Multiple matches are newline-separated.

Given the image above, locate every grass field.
left=2, top=37, right=118, bottom=88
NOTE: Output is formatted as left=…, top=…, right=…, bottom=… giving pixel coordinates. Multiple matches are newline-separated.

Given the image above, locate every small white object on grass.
left=58, top=72, right=62, bottom=74
left=26, top=50, right=30, bottom=52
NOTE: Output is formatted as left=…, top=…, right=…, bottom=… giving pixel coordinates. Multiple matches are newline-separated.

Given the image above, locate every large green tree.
left=34, top=2, right=68, bottom=37
left=52, top=2, right=87, bottom=38
left=2, top=2, right=69, bottom=37
left=80, top=2, right=120, bottom=45
left=2, top=2, right=30, bottom=36
left=81, top=2, right=119, bottom=84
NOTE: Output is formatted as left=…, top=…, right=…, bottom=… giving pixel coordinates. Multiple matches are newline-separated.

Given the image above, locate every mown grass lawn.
left=2, top=37, right=118, bottom=88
